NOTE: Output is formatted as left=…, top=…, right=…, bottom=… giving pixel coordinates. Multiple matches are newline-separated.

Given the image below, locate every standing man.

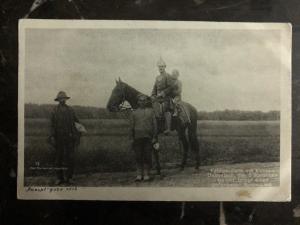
left=50, top=91, right=79, bottom=185
left=130, top=94, right=158, bottom=181
left=151, top=57, right=174, bottom=135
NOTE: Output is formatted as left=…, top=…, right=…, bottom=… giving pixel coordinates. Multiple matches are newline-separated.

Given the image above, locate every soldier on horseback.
left=107, top=74, right=200, bottom=171
left=151, top=58, right=191, bottom=135
left=151, top=58, right=174, bottom=135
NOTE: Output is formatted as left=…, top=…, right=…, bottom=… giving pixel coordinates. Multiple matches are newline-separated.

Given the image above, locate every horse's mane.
left=120, top=81, right=152, bottom=109
left=121, top=81, right=144, bottom=96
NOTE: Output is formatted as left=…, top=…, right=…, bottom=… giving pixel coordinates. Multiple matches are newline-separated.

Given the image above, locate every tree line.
left=25, top=103, right=280, bottom=121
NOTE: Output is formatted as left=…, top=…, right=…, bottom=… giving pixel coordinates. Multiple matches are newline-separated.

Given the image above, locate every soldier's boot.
left=163, top=112, right=172, bottom=135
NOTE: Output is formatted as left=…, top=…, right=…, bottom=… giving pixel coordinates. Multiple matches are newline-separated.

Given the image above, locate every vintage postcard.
left=18, top=19, right=291, bottom=201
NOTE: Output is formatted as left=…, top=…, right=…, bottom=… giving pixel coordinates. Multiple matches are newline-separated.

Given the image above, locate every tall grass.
left=24, top=119, right=280, bottom=176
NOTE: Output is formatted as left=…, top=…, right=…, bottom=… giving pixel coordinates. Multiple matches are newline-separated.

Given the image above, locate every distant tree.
left=25, top=103, right=280, bottom=120
left=197, top=110, right=279, bottom=121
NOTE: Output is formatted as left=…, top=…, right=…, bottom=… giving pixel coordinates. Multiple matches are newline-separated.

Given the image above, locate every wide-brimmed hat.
left=54, top=91, right=70, bottom=101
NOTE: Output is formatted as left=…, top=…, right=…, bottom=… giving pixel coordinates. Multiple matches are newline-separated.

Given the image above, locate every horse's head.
left=107, top=78, right=148, bottom=111
left=106, top=78, right=126, bottom=112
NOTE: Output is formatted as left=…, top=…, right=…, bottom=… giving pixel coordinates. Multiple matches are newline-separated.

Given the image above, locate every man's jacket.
left=130, top=107, right=158, bottom=140
left=50, top=104, right=79, bottom=140
left=151, top=73, right=174, bottom=99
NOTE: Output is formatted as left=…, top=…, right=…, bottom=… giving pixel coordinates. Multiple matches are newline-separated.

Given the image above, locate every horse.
left=106, top=78, right=200, bottom=171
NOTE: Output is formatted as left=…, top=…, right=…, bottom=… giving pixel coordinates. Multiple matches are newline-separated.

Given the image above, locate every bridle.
left=118, top=83, right=132, bottom=112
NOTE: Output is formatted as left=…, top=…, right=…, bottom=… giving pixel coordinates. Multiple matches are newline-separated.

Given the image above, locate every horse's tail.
left=188, top=103, right=199, bottom=144
left=181, top=102, right=197, bottom=132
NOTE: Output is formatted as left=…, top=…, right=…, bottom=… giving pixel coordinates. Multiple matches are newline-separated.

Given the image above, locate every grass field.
left=24, top=119, right=279, bottom=176
left=25, top=162, right=280, bottom=187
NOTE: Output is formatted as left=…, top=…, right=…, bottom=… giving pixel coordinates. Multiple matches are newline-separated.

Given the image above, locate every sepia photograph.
left=18, top=20, right=291, bottom=201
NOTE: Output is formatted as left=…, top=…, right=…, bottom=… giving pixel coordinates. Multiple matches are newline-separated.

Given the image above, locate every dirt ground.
left=25, top=162, right=279, bottom=187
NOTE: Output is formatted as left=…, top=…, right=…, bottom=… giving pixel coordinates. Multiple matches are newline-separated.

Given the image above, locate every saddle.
left=154, top=101, right=191, bottom=132
left=175, top=103, right=191, bottom=125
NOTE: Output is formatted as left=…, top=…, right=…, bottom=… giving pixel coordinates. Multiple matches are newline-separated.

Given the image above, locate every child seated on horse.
left=129, top=94, right=158, bottom=181
left=170, top=69, right=182, bottom=116
left=170, top=69, right=191, bottom=124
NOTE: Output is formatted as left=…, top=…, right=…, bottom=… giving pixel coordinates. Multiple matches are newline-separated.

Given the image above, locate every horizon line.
left=24, top=102, right=280, bottom=113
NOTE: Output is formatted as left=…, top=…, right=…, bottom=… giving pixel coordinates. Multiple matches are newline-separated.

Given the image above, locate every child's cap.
left=172, top=69, right=180, bottom=78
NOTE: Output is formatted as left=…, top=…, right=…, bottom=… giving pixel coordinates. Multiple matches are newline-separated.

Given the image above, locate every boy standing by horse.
left=130, top=94, right=158, bottom=181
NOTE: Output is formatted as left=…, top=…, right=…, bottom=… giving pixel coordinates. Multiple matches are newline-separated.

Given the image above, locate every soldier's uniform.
left=151, top=58, right=174, bottom=134
left=151, top=72, right=174, bottom=115
left=50, top=91, right=79, bottom=184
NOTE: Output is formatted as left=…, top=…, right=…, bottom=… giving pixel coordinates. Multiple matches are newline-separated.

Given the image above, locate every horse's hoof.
left=144, top=175, right=152, bottom=182
left=158, top=174, right=164, bottom=180
left=135, top=175, right=142, bottom=182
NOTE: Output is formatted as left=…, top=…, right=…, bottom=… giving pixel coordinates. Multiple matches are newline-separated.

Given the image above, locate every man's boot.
left=143, top=166, right=151, bottom=181
left=164, top=111, right=172, bottom=135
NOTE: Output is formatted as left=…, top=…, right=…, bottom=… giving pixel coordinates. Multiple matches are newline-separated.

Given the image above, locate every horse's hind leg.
left=188, top=127, right=200, bottom=170
left=179, top=131, right=189, bottom=171
left=153, top=149, right=161, bottom=175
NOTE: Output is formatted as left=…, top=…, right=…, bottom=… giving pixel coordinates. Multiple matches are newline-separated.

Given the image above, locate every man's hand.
left=157, top=92, right=165, bottom=98
left=152, top=140, right=160, bottom=151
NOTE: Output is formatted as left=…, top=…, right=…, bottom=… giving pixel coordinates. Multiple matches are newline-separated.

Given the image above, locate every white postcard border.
left=18, top=19, right=292, bottom=201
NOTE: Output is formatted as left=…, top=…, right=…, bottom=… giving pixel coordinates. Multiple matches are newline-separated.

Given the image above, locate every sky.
left=24, top=27, right=282, bottom=111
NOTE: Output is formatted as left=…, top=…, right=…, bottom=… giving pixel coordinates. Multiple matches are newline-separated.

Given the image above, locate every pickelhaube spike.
left=157, top=57, right=166, bottom=67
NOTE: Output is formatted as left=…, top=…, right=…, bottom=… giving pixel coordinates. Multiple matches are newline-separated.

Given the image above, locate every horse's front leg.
left=153, top=148, right=161, bottom=175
